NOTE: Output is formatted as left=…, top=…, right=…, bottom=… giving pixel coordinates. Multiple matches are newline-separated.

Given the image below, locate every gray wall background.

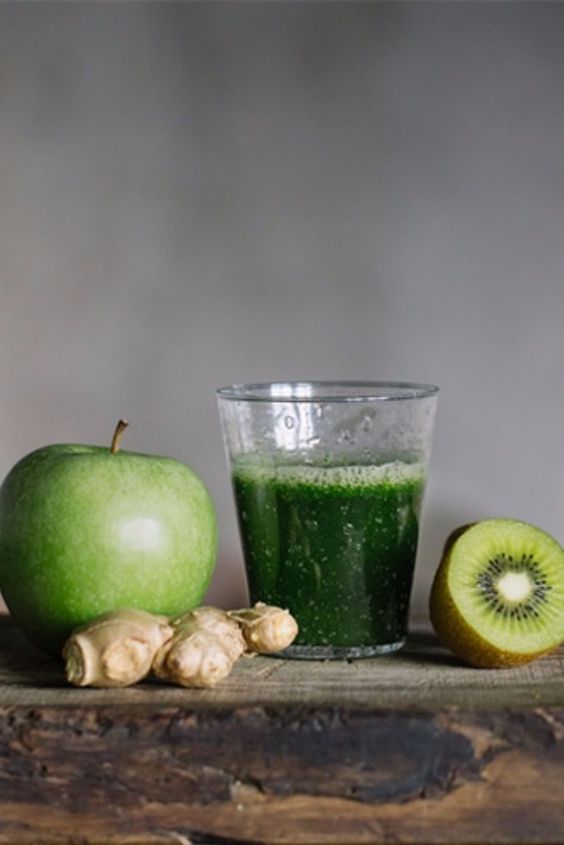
left=1, top=3, right=563, bottom=617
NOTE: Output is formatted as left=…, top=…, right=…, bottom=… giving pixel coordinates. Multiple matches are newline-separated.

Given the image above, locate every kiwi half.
left=430, top=518, right=564, bottom=668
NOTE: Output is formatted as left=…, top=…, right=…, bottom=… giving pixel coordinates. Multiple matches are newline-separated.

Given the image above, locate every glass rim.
left=216, top=381, right=439, bottom=403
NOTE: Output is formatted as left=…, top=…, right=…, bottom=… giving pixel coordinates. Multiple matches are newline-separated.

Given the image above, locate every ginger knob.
left=229, top=602, right=299, bottom=654
left=153, top=607, right=246, bottom=688
left=63, top=609, right=173, bottom=688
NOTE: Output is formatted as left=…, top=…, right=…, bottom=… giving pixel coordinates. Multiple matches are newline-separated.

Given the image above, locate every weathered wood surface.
left=1, top=615, right=563, bottom=844
left=2, top=616, right=563, bottom=710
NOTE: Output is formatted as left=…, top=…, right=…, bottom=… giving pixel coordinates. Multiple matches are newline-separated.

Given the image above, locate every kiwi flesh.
left=430, top=518, right=564, bottom=668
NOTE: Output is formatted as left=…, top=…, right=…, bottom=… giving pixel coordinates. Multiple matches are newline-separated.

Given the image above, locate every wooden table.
left=1, top=614, right=563, bottom=844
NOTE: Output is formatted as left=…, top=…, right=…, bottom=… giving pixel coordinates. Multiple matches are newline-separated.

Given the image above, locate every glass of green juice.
left=217, top=382, right=438, bottom=659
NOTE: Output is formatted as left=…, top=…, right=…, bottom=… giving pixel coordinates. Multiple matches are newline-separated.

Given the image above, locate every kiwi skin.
left=430, top=522, right=560, bottom=669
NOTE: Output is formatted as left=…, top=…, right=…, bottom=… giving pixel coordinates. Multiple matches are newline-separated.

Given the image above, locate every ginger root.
left=153, top=607, right=246, bottom=688
left=63, top=609, right=173, bottom=688
left=229, top=602, right=299, bottom=654
left=63, top=603, right=299, bottom=689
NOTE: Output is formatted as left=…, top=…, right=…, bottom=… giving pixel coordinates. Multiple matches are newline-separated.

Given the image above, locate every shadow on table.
left=0, top=614, right=66, bottom=686
left=404, top=628, right=464, bottom=668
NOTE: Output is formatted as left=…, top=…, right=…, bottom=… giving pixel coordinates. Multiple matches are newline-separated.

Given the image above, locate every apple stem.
left=110, top=419, right=129, bottom=454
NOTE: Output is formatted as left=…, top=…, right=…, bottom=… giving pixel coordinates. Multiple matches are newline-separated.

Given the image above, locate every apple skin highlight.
left=0, top=436, right=217, bottom=655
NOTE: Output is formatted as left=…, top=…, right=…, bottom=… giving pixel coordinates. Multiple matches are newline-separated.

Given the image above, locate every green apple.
left=0, top=421, right=217, bottom=655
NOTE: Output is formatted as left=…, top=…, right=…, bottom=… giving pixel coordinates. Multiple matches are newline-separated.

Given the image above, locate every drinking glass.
left=217, top=381, right=438, bottom=659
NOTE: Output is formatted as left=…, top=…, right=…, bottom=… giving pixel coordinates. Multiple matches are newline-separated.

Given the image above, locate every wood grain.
left=1, top=615, right=563, bottom=844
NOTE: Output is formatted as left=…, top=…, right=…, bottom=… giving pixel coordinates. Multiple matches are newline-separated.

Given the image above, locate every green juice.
left=232, top=457, right=425, bottom=652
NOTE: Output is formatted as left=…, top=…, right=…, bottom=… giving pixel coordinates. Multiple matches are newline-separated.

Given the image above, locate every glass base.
left=278, top=639, right=406, bottom=660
